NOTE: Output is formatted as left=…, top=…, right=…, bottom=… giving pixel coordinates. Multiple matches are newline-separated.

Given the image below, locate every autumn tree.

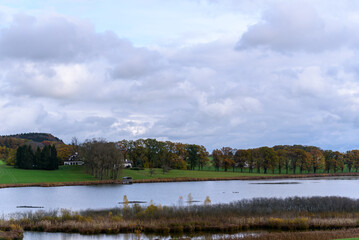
left=323, top=150, right=335, bottom=173
left=234, top=149, right=249, bottom=172
left=259, top=147, right=278, bottom=174
left=276, top=149, right=287, bottom=174
left=220, top=147, right=234, bottom=172
left=334, top=151, right=344, bottom=172
left=212, top=149, right=222, bottom=171
left=250, top=148, right=262, bottom=173
left=351, top=150, right=359, bottom=172
left=198, top=145, right=209, bottom=170
left=310, top=148, right=325, bottom=173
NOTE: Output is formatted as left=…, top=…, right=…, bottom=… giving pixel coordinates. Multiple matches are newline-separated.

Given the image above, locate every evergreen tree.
left=50, top=145, right=59, bottom=170
left=34, top=147, right=42, bottom=169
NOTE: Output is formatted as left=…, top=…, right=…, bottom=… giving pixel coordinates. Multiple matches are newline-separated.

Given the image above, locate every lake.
left=2, top=177, right=359, bottom=217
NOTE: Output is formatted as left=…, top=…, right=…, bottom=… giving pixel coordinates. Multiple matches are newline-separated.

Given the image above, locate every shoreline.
left=1, top=172, right=359, bottom=189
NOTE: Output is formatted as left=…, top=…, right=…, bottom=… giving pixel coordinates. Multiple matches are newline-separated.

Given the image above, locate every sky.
left=1, top=0, right=359, bottom=151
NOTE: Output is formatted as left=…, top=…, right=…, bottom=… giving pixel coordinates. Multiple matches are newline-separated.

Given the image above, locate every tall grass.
left=7, top=196, right=359, bottom=235
left=0, top=221, right=23, bottom=240
left=234, top=228, right=359, bottom=240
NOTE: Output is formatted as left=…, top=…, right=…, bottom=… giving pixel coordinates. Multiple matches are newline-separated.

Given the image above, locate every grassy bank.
left=0, top=160, right=95, bottom=184
left=2, top=159, right=359, bottom=188
left=5, top=196, right=359, bottom=236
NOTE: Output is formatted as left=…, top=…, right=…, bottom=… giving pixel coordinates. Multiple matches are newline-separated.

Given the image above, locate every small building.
left=122, top=176, right=133, bottom=184
left=123, top=159, right=133, bottom=168
left=64, top=152, right=84, bottom=166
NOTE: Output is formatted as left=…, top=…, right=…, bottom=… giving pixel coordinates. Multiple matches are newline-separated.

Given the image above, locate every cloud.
left=236, top=1, right=348, bottom=52
left=0, top=13, right=164, bottom=100
left=2, top=2, right=359, bottom=152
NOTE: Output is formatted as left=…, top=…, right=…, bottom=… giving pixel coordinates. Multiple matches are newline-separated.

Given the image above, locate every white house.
left=64, top=152, right=84, bottom=166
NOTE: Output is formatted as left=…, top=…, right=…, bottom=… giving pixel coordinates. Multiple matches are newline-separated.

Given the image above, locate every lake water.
left=2, top=177, right=359, bottom=217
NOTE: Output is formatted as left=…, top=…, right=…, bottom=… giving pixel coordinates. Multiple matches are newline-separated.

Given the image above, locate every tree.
left=276, top=149, right=287, bottom=174
left=212, top=149, right=222, bottom=171
left=234, top=150, right=249, bottom=172
left=220, top=147, right=234, bottom=172
left=287, top=149, right=298, bottom=174
left=310, top=148, right=325, bottom=173
left=351, top=150, right=359, bottom=172
left=81, top=139, right=124, bottom=180
left=259, top=147, right=278, bottom=174
left=334, top=151, right=344, bottom=172
left=295, top=149, right=311, bottom=174
left=186, top=144, right=200, bottom=170
left=50, top=145, right=59, bottom=170
left=15, top=145, right=34, bottom=169
left=198, top=145, right=209, bottom=170
left=323, top=150, right=335, bottom=173
left=250, top=148, right=262, bottom=173
left=174, top=143, right=188, bottom=170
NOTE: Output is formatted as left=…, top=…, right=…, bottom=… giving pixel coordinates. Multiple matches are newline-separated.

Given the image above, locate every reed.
left=6, top=196, right=359, bottom=235
left=0, top=222, right=24, bottom=240
left=233, top=228, right=359, bottom=240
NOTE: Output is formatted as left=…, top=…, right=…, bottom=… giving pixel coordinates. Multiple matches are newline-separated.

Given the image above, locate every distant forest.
left=0, top=133, right=359, bottom=176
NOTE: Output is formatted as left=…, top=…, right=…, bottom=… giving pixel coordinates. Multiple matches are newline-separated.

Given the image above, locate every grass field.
left=0, top=160, right=96, bottom=184
left=2, top=159, right=359, bottom=185
left=0, top=159, right=279, bottom=184
left=121, top=168, right=276, bottom=180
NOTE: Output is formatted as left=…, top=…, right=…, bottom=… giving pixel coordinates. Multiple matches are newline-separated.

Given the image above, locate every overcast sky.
left=1, top=0, right=359, bottom=151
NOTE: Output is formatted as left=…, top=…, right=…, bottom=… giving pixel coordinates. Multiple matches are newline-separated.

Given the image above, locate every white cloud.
left=1, top=1, right=359, bottom=152
left=237, top=1, right=349, bottom=53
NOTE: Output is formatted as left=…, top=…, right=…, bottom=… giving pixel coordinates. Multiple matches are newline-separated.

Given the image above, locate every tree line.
left=73, top=138, right=209, bottom=179
left=15, top=145, right=58, bottom=170
left=212, top=145, right=359, bottom=174
left=117, top=139, right=209, bottom=171
left=3, top=132, right=359, bottom=176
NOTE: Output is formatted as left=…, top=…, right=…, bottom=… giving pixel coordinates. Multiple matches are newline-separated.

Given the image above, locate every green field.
left=121, top=168, right=275, bottom=180
left=0, top=160, right=279, bottom=184
left=0, top=160, right=96, bottom=184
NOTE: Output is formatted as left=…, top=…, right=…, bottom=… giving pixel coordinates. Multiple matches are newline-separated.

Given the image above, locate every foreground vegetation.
left=3, top=196, right=359, bottom=238
left=237, top=229, right=359, bottom=240
left=0, top=223, right=23, bottom=240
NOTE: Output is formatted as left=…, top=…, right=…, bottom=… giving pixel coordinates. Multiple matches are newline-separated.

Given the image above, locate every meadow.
left=2, top=159, right=359, bottom=186
left=0, top=160, right=96, bottom=184
left=0, top=159, right=278, bottom=185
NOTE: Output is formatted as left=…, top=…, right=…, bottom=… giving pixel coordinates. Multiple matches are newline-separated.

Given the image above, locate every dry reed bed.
left=2, top=172, right=359, bottom=189
left=5, top=196, right=359, bottom=235
left=234, top=228, right=359, bottom=240
left=0, top=222, right=24, bottom=240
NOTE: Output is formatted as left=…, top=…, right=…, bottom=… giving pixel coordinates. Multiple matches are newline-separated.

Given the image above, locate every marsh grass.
left=233, top=228, right=359, bottom=240
left=0, top=222, right=23, bottom=240
left=5, top=196, right=359, bottom=235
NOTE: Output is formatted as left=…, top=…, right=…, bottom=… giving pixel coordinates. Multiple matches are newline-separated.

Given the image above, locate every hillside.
left=0, top=133, right=63, bottom=148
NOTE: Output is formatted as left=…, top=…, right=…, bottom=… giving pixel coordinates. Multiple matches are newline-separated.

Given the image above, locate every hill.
left=0, top=133, right=63, bottom=148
